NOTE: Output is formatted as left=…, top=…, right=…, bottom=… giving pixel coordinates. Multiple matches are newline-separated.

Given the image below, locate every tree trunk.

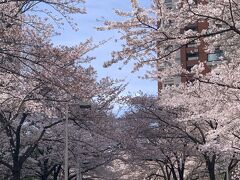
left=53, top=165, right=61, bottom=180
left=224, top=172, right=229, bottom=180
left=12, top=167, right=21, bottom=180
left=170, top=164, right=178, bottom=180
left=41, top=175, right=48, bottom=180
left=40, top=159, right=50, bottom=180
left=12, top=157, right=22, bottom=180
left=178, top=161, right=184, bottom=180
left=204, top=154, right=216, bottom=180
left=208, top=167, right=215, bottom=180
left=165, top=166, right=171, bottom=180
left=207, top=160, right=216, bottom=180
left=179, top=169, right=184, bottom=180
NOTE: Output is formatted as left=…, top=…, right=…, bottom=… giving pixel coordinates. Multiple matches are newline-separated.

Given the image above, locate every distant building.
left=158, top=0, right=224, bottom=90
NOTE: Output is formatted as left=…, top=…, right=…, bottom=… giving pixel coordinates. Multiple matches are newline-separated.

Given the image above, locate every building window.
left=175, top=49, right=181, bottom=63
left=165, top=0, right=173, bottom=9
left=149, top=122, right=159, bottom=128
left=163, top=78, right=174, bottom=87
left=187, top=40, right=197, bottom=48
left=165, top=0, right=172, bottom=3
left=164, top=83, right=174, bottom=87
left=187, top=52, right=199, bottom=61
left=184, top=25, right=198, bottom=32
left=208, top=49, right=224, bottom=62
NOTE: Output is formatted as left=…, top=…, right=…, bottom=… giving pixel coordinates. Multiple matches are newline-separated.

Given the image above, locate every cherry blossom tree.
left=0, top=0, right=126, bottom=179
left=99, top=0, right=240, bottom=77
left=118, top=95, right=198, bottom=180
left=118, top=93, right=240, bottom=179
left=159, top=82, right=240, bottom=179
left=98, top=1, right=240, bottom=179
left=19, top=105, right=123, bottom=180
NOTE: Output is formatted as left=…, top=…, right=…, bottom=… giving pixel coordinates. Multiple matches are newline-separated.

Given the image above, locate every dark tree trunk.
left=41, top=175, right=48, bottom=180
left=10, top=113, right=28, bottom=180
left=179, top=168, right=184, bottom=180
left=40, top=159, right=50, bottom=180
left=53, top=165, right=61, bottom=180
left=208, top=164, right=215, bottom=180
left=12, top=167, right=21, bottom=180
left=166, top=171, right=171, bottom=180
left=12, top=152, right=22, bottom=180
left=170, top=164, right=178, bottom=180
left=205, top=154, right=216, bottom=180
left=178, top=160, right=184, bottom=180
left=161, top=164, right=171, bottom=180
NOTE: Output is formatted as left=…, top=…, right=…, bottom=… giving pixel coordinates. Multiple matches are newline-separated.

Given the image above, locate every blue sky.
left=52, top=0, right=157, bottom=95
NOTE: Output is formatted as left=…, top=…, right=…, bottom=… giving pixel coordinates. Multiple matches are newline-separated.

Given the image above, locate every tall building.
left=158, top=0, right=224, bottom=90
